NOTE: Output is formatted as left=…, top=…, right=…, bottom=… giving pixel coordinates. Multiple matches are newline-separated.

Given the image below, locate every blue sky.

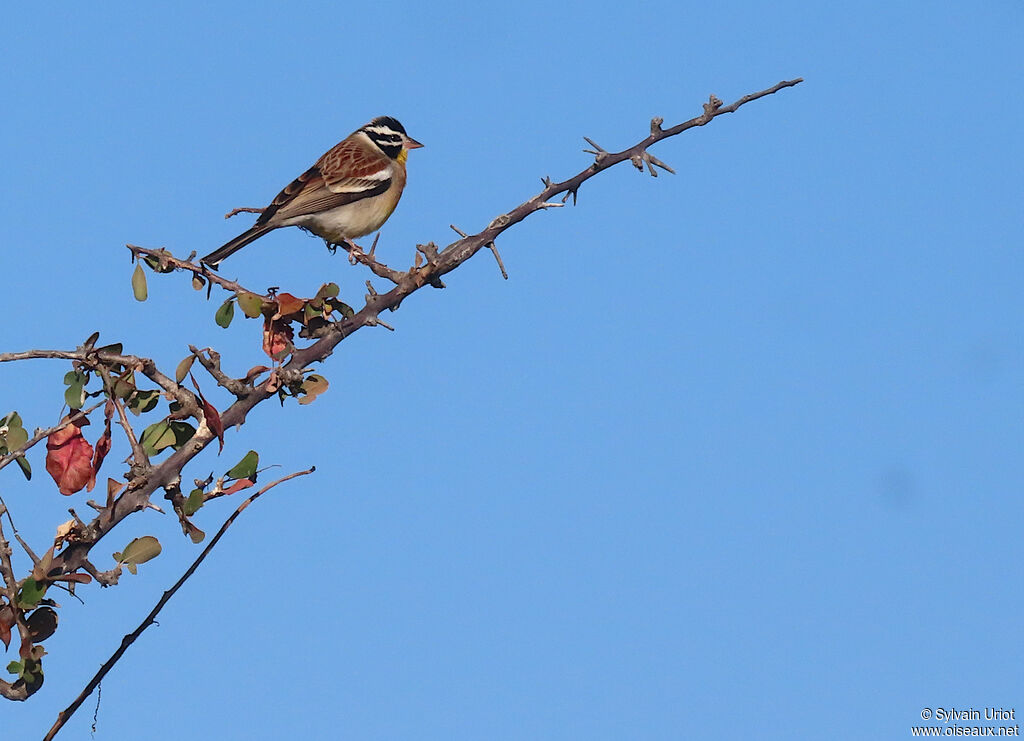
left=2, top=2, right=1021, bottom=739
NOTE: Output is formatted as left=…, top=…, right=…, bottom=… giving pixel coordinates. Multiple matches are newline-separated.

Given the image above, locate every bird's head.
left=362, top=116, right=423, bottom=162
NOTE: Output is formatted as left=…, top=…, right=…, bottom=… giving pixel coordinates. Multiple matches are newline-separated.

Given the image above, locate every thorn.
left=582, top=136, right=610, bottom=165
left=535, top=202, right=564, bottom=210
left=561, top=186, right=579, bottom=206
left=650, top=116, right=664, bottom=135
left=541, top=176, right=553, bottom=188
left=367, top=316, right=395, bottom=331
left=368, top=232, right=380, bottom=257
left=449, top=224, right=468, bottom=238
left=486, top=242, right=508, bottom=280
left=646, top=152, right=676, bottom=175
left=365, top=280, right=378, bottom=297
left=145, top=502, right=165, bottom=514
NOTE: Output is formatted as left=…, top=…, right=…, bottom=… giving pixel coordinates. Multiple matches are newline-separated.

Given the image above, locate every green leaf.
left=119, top=535, right=161, bottom=566
left=336, top=301, right=355, bottom=319
left=168, top=421, right=196, bottom=449
left=215, top=299, right=235, bottom=328
left=183, top=488, right=205, bottom=516
left=315, top=282, right=340, bottom=300
left=113, top=372, right=136, bottom=399
left=139, top=420, right=195, bottom=455
left=175, top=355, right=196, bottom=384
left=4, top=412, right=23, bottom=428
left=7, top=661, right=22, bottom=675
left=17, top=578, right=46, bottom=609
left=15, top=456, right=31, bottom=481
left=225, top=450, right=258, bottom=480
left=185, top=521, right=205, bottom=544
left=95, top=342, right=124, bottom=355
left=62, top=370, right=88, bottom=409
left=237, top=292, right=265, bottom=318
left=4, top=423, right=28, bottom=451
left=64, top=382, right=85, bottom=410
left=131, top=262, right=148, bottom=301
left=128, top=389, right=160, bottom=415
left=139, top=421, right=174, bottom=456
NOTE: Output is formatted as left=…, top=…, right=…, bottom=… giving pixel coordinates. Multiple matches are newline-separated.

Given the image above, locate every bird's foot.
left=323, top=239, right=363, bottom=264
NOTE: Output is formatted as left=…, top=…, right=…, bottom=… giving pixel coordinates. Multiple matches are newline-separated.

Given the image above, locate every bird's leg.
left=322, top=238, right=363, bottom=263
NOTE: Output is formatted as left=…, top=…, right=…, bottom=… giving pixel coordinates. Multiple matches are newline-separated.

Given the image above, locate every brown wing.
left=257, top=135, right=393, bottom=225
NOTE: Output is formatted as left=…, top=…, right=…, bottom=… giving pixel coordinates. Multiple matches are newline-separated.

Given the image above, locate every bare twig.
left=43, top=467, right=315, bottom=739
left=224, top=206, right=265, bottom=219
left=0, top=503, right=31, bottom=701
left=345, top=244, right=406, bottom=284
left=0, top=496, right=40, bottom=565
left=486, top=243, right=508, bottom=280
left=0, top=350, right=199, bottom=419
left=187, top=346, right=249, bottom=397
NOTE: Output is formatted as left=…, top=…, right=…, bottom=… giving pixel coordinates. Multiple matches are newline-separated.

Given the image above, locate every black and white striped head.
left=361, top=116, right=423, bottom=159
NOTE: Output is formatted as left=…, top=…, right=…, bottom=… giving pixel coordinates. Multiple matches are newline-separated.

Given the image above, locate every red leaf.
left=262, top=318, right=294, bottom=361
left=272, top=292, right=305, bottom=320
left=222, top=478, right=254, bottom=495
left=91, top=400, right=114, bottom=479
left=243, top=365, right=271, bottom=383
left=54, top=573, right=92, bottom=585
left=189, top=374, right=224, bottom=453
left=46, top=418, right=95, bottom=496
left=0, top=608, right=13, bottom=650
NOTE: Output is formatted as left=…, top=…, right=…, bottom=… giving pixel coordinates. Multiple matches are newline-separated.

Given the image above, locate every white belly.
left=281, top=189, right=401, bottom=243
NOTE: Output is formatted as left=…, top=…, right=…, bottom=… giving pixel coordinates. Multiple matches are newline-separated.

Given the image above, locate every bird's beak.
left=403, top=136, right=424, bottom=149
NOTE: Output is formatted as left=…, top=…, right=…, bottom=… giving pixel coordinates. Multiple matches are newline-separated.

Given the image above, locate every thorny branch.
left=0, top=79, right=801, bottom=715
left=0, top=349, right=199, bottom=419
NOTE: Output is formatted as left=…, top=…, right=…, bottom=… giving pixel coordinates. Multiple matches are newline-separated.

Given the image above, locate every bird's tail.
left=201, top=225, right=275, bottom=267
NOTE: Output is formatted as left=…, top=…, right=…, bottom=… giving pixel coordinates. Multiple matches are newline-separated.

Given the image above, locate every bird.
left=201, top=116, right=423, bottom=267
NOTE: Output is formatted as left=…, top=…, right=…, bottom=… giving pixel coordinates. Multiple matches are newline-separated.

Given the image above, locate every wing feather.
left=257, top=135, right=393, bottom=224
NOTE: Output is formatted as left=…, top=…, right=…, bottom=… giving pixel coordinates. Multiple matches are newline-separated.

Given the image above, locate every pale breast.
left=281, top=166, right=406, bottom=242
